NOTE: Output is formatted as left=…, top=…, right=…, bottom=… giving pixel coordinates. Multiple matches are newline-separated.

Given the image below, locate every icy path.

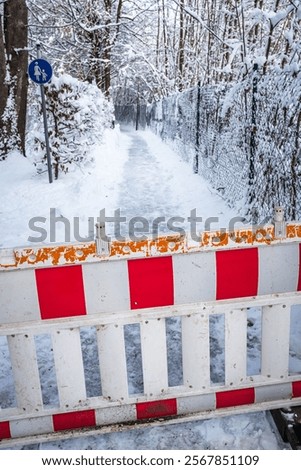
left=118, top=131, right=181, bottom=231
left=115, top=127, right=237, bottom=239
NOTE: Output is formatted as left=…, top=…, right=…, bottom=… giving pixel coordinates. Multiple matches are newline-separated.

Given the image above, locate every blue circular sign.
left=28, top=59, right=53, bottom=84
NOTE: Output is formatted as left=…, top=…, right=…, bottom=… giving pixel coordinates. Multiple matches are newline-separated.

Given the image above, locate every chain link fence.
left=116, top=69, right=301, bottom=221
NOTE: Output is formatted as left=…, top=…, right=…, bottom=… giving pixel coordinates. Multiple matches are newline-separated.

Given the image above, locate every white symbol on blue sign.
left=28, top=59, right=53, bottom=84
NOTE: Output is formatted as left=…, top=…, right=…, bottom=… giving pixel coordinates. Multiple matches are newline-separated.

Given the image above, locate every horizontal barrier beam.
left=0, top=291, right=301, bottom=336
left=1, top=241, right=301, bottom=324
left=1, top=223, right=301, bottom=270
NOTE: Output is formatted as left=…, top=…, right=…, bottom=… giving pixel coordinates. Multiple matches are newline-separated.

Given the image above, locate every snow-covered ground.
left=0, top=126, right=294, bottom=449
left=0, top=126, right=241, bottom=249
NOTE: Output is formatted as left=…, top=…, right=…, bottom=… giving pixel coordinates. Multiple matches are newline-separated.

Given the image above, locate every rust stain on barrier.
left=13, top=243, right=97, bottom=268
left=109, top=235, right=186, bottom=258
left=110, top=239, right=148, bottom=257
left=201, top=231, right=229, bottom=247
left=199, top=226, right=275, bottom=248
left=1, top=224, right=301, bottom=270
left=149, top=235, right=186, bottom=254
left=287, top=224, right=301, bottom=239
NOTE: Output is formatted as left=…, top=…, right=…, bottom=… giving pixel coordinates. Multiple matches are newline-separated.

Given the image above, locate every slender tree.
left=0, top=0, right=28, bottom=158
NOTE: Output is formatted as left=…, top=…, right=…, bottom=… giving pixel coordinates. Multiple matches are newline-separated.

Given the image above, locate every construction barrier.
left=1, top=217, right=301, bottom=445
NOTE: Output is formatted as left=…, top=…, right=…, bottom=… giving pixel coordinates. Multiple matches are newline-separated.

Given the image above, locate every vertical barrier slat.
left=182, top=313, right=210, bottom=390
left=97, top=324, right=128, bottom=400
left=7, top=334, right=43, bottom=412
left=261, top=304, right=291, bottom=379
left=52, top=329, right=86, bottom=409
left=225, top=308, right=247, bottom=386
left=140, top=319, right=168, bottom=396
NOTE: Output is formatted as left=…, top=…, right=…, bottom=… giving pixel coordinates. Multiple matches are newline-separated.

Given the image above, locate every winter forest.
left=1, top=0, right=301, bottom=223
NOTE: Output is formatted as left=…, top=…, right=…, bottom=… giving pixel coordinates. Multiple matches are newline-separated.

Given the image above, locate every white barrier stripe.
left=258, top=244, right=300, bottom=295
left=97, top=324, right=129, bottom=401
left=177, top=394, right=216, bottom=415
left=255, top=383, right=292, bottom=403
left=9, top=416, right=53, bottom=439
left=51, top=329, right=87, bottom=409
left=0, top=269, right=40, bottom=323
left=83, top=260, right=130, bottom=314
left=261, top=304, right=291, bottom=379
left=173, top=251, right=216, bottom=303
left=140, top=319, right=169, bottom=397
left=95, top=405, right=136, bottom=426
left=225, top=309, right=247, bottom=386
left=7, top=334, right=43, bottom=413
left=182, top=313, right=210, bottom=390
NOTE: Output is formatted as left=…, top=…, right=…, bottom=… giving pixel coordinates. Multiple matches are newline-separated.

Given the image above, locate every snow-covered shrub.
left=29, top=74, right=114, bottom=178
left=0, top=89, right=21, bottom=160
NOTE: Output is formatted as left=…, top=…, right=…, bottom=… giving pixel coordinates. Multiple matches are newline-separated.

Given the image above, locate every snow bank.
left=0, top=126, right=130, bottom=248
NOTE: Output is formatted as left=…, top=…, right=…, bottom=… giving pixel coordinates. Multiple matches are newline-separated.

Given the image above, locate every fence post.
left=249, top=64, right=258, bottom=188
left=194, top=80, right=201, bottom=174
left=136, top=83, right=140, bottom=131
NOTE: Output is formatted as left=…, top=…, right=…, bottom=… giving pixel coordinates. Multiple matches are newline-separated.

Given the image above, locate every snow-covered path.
left=0, top=126, right=289, bottom=450
left=0, top=126, right=238, bottom=248
left=118, top=130, right=180, bottom=233
left=115, top=126, right=238, bottom=239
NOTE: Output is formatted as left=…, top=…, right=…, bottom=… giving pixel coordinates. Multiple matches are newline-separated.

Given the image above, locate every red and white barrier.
left=0, top=241, right=300, bottom=323
left=1, top=223, right=301, bottom=445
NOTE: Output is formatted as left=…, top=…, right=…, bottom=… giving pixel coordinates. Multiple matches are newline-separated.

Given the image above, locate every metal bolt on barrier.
left=274, top=206, right=286, bottom=239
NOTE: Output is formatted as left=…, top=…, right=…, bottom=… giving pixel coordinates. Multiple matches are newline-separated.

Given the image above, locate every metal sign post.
left=28, top=45, right=53, bottom=184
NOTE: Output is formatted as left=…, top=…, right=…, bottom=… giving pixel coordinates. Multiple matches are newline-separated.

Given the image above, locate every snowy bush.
left=0, top=89, right=21, bottom=160
left=29, top=74, right=114, bottom=178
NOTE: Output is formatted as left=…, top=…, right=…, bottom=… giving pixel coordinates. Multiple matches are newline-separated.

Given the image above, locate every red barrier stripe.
left=128, top=256, right=174, bottom=309
left=0, top=421, right=11, bottom=439
left=35, top=265, right=87, bottom=319
left=53, top=410, right=96, bottom=432
left=136, top=399, right=177, bottom=420
left=292, top=381, right=301, bottom=398
left=216, top=248, right=258, bottom=300
left=216, top=388, right=255, bottom=408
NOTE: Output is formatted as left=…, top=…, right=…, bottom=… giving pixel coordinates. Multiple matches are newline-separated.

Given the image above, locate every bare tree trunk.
left=1, top=0, right=28, bottom=156
left=0, top=14, right=8, bottom=122
left=263, top=0, right=280, bottom=74
left=115, top=0, right=123, bottom=38
left=162, top=0, right=169, bottom=78
left=178, top=0, right=185, bottom=91
left=156, top=0, right=161, bottom=70
left=102, top=0, right=112, bottom=98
